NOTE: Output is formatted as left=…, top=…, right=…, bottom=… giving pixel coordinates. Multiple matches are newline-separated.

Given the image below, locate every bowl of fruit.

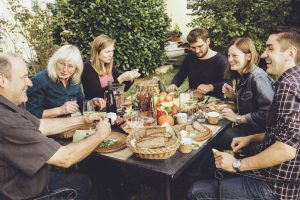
left=152, top=92, right=180, bottom=126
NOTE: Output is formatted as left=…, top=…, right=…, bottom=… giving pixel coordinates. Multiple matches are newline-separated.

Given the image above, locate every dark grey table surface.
left=93, top=120, right=231, bottom=181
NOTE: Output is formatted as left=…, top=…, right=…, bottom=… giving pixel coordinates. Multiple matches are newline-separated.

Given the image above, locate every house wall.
left=0, top=0, right=33, bottom=60
left=166, top=0, right=195, bottom=41
left=1, top=0, right=194, bottom=59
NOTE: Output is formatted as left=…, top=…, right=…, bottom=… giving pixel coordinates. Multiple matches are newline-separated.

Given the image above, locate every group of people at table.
left=0, top=26, right=299, bottom=200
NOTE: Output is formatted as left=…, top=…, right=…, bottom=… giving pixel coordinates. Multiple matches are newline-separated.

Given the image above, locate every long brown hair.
left=225, top=37, right=258, bottom=79
left=90, top=34, right=115, bottom=76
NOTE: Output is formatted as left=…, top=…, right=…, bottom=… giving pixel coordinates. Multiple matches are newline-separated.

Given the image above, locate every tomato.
left=171, top=107, right=178, bottom=115
left=157, top=110, right=167, bottom=118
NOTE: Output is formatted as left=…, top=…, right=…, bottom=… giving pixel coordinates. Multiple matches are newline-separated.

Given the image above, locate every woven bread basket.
left=126, top=130, right=181, bottom=160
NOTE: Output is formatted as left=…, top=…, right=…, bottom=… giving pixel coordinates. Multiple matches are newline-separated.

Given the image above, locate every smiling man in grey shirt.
left=0, top=53, right=111, bottom=200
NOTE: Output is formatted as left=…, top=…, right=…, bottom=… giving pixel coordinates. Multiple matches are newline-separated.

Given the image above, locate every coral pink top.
left=99, top=73, right=114, bottom=88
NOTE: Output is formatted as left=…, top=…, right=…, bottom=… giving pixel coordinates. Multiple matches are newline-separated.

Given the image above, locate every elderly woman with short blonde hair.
left=27, top=44, right=106, bottom=119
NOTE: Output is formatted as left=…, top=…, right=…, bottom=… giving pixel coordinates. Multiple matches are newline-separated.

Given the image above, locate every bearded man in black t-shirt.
left=168, top=28, right=228, bottom=99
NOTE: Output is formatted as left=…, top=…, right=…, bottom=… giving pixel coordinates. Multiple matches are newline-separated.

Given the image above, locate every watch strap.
left=236, top=115, right=242, bottom=124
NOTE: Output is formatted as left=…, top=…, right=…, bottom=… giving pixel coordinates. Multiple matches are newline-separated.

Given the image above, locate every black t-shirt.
left=0, top=96, right=61, bottom=200
left=171, top=52, right=228, bottom=99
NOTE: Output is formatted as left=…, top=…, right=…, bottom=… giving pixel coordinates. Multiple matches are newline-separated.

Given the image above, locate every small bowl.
left=176, top=113, right=188, bottom=124
left=207, top=112, right=220, bottom=125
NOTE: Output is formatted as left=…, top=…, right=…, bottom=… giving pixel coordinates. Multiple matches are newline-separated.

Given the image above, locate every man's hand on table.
left=197, top=84, right=214, bottom=94
left=83, top=112, right=102, bottom=124
left=95, top=119, right=111, bottom=139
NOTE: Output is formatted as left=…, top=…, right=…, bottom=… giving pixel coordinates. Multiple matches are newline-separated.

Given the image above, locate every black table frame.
left=93, top=120, right=230, bottom=200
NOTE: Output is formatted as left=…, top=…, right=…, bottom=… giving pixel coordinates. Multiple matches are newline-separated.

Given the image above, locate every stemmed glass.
left=185, top=90, right=198, bottom=123
left=129, top=110, right=144, bottom=133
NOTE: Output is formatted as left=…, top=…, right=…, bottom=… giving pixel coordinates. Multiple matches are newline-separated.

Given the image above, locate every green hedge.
left=52, top=0, right=171, bottom=76
left=187, top=0, right=293, bottom=55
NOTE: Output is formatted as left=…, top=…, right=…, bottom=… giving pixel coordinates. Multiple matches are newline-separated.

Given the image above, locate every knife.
left=204, top=96, right=211, bottom=104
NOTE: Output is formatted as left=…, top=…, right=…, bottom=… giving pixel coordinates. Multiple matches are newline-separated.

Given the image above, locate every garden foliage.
left=187, top=0, right=293, bottom=54
left=52, top=0, right=171, bottom=76
left=1, top=0, right=57, bottom=74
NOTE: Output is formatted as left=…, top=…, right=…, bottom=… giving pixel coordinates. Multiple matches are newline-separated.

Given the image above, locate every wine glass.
left=129, top=110, right=144, bottom=133
left=185, top=90, right=198, bottom=123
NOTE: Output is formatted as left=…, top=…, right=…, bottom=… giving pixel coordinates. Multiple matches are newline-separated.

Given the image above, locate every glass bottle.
left=106, top=81, right=117, bottom=113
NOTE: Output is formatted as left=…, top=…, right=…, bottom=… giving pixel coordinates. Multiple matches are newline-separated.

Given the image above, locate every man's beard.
left=196, top=47, right=208, bottom=59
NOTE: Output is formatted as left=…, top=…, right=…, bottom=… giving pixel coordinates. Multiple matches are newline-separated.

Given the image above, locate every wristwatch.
left=232, top=159, right=241, bottom=172
left=236, top=115, right=242, bottom=124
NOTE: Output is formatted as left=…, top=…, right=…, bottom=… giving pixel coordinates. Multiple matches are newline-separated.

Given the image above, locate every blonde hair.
left=90, top=34, right=115, bottom=76
left=47, top=45, right=83, bottom=84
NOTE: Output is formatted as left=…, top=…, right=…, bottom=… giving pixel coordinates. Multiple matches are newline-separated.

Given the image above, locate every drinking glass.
left=129, top=110, right=144, bottom=133
left=181, top=90, right=198, bottom=123
left=82, top=100, right=95, bottom=135
left=83, top=100, right=95, bottom=116
left=68, top=97, right=81, bottom=117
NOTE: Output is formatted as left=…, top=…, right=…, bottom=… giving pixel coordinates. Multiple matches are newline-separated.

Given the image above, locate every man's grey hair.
left=0, top=53, right=20, bottom=76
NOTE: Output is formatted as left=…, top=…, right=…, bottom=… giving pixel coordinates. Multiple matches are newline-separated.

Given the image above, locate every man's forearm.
left=42, top=107, right=62, bottom=118
left=39, top=116, right=85, bottom=136
left=240, top=141, right=297, bottom=171
left=48, top=131, right=107, bottom=168
left=249, top=133, right=265, bottom=143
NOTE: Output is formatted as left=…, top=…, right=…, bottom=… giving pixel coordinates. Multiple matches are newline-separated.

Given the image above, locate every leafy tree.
left=187, top=0, right=293, bottom=54
left=0, top=0, right=57, bottom=74
left=52, top=0, right=171, bottom=76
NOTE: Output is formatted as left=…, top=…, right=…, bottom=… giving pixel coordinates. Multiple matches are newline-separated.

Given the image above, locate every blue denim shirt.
left=27, top=70, right=84, bottom=118
left=236, top=66, right=274, bottom=131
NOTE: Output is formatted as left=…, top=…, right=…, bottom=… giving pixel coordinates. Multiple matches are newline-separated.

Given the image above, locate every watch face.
left=233, top=160, right=241, bottom=168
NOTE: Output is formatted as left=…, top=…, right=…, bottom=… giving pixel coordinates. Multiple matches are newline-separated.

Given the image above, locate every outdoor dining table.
left=90, top=119, right=231, bottom=200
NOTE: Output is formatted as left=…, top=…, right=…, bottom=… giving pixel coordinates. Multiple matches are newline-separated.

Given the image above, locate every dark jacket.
left=236, top=66, right=274, bottom=130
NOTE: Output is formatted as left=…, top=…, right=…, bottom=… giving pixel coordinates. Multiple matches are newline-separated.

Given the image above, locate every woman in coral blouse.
left=81, top=34, right=140, bottom=100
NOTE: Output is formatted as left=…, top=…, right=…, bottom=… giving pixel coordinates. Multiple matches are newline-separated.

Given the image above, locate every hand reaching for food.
left=222, top=83, right=235, bottom=99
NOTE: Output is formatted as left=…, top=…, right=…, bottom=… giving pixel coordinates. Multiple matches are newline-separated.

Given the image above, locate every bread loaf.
left=145, top=126, right=166, bottom=136
left=192, top=121, right=209, bottom=134
left=136, top=136, right=165, bottom=149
